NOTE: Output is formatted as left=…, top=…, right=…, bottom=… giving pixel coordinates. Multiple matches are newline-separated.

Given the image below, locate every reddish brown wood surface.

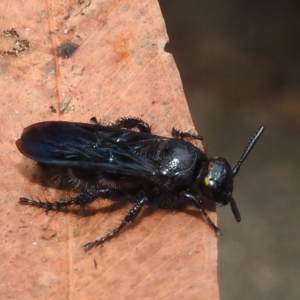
left=0, top=1, right=219, bottom=299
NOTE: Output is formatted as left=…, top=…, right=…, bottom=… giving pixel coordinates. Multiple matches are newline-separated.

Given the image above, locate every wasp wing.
left=16, top=122, right=160, bottom=177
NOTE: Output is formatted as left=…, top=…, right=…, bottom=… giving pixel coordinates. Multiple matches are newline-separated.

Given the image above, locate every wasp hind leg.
left=20, top=188, right=114, bottom=211
left=83, top=196, right=148, bottom=250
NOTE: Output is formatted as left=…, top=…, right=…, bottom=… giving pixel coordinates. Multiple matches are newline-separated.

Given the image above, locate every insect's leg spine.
left=171, top=128, right=203, bottom=141
left=114, top=117, right=151, bottom=133
left=19, top=188, right=113, bottom=211
left=83, top=196, right=148, bottom=250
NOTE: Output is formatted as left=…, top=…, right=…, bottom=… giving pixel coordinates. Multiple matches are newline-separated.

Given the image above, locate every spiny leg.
left=181, top=192, right=222, bottom=235
left=171, top=128, right=203, bottom=141
left=83, top=196, right=148, bottom=250
left=90, top=116, right=99, bottom=124
left=90, top=116, right=151, bottom=133
left=19, top=188, right=114, bottom=211
left=114, top=117, right=151, bottom=133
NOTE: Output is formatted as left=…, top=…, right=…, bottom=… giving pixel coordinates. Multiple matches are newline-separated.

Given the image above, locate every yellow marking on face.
left=204, top=177, right=210, bottom=186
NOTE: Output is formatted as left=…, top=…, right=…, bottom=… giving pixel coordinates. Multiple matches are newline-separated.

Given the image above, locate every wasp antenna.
left=232, top=126, right=264, bottom=176
left=229, top=197, right=241, bottom=222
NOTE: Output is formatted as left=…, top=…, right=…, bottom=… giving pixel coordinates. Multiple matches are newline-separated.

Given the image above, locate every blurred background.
left=159, top=1, right=300, bottom=299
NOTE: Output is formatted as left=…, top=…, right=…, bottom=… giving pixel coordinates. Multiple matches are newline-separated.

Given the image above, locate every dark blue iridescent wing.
left=16, top=122, right=160, bottom=177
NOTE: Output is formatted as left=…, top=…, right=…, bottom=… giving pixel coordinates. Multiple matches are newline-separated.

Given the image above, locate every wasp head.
left=202, top=156, right=241, bottom=222
left=199, top=126, right=265, bottom=223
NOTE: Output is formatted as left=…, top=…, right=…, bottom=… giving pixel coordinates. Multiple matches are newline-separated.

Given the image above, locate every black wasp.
left=16, top=117, right=264, bottom=250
